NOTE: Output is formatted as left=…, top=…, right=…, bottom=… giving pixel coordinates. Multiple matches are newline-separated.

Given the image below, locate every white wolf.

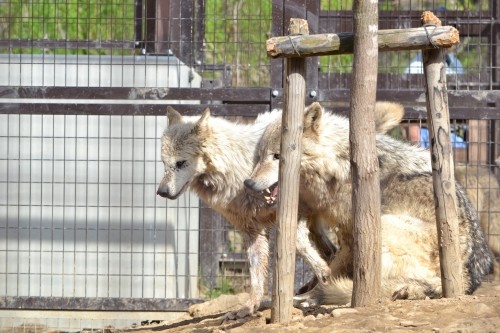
left=157, top=102, right=403, bottom=316
left=245, top=102, right=493, bottom=306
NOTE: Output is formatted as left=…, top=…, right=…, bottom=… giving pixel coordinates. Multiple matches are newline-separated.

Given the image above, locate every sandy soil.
left=128, top=279, right=500, bottom=333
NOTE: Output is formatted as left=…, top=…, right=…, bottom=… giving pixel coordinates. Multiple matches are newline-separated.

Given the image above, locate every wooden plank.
left=0, top=87, right=272, bottom=102
left=421, top=11, right=464, bottom=298
left=0, top=296, right=203, bottom=311
left=271, top=17, right=307, bottom=324
left=2, top=86, right=500, bottom=106
left=267, top=25, right=459, bottom=58
left=0, top=102, right=271, bottom=116
left=2, top=101, right=498, bottom=120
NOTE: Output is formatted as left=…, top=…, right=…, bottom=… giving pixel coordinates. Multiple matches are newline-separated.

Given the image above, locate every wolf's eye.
left=175, top=160, right=187, bottom=169
left=273, top=153, right=280, bottom=160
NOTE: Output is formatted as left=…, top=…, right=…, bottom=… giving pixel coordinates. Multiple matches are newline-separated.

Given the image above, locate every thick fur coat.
left=157, top=107, right=335, bottom=317
left=246, top=102, right=493, bottom=306
left=157, top=102, right=404, bottom=316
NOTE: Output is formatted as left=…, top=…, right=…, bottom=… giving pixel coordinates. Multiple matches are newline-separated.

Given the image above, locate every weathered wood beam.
left=421, top=11, right=464, bottom=297
left=271, top=17, right=307, bottom=324
left=267, top=25, right=459, bottom=58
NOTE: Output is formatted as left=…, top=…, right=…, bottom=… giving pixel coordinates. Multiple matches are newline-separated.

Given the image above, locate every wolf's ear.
left=303, top=102, right=323, bottom=135
left=192, top=108, right=211, bottom=136
left=166, top=106, right=182, bottom=126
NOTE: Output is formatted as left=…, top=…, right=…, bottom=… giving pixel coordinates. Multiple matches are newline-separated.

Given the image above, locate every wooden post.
left=350, top=0, right=381, bottom=307
left=271, top=18, right=307, bottom=324
left=421, top=11, right=464, bottom=297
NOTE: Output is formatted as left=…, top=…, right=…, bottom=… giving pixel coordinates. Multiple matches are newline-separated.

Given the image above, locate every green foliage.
left=226, top=239, right=235, bottom=253
left=0, top=0, right=136, bottom=55
left=205, top=277, right=235, bottom=299
left=456, top=37, right=488, bottom=72
left=204, top=0, right=272, bottom=86
left=321, top=0, right=353, bottom=10
left=319, top=54, right=353, bottom=73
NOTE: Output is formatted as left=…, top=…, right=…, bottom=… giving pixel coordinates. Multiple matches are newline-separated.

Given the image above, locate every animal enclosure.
left=0, top=0, right=499, bottom=330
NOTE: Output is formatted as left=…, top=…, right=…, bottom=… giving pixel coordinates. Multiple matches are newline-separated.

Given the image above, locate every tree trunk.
left=271, top=18, right=308, bottom=324
left=350, top=0, right=382, bottom=307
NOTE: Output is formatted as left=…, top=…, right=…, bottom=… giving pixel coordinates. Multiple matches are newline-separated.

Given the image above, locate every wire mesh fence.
left=0, top=1, right=499, bottom=329
left=0, top=112, right=201, bottom=299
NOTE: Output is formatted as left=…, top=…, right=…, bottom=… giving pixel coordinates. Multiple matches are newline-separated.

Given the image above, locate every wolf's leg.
left=327, top=242, right=353, bottom=279
left=297, top=277, right=318, bottom=295
left=227, top=229, right=269, bottom=319
left=389, top=277, right=443, bottom=300
left=298, top=217, right=338, bottom=294
left=308, top=216, right=337, bottom=262
left=294, top=245, right=353, bottom=307
left=295, top=217, right=332, bottom=294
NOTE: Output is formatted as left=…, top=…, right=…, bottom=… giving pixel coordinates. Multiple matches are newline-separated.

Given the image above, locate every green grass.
left=205, top=277, right=236, bottom=299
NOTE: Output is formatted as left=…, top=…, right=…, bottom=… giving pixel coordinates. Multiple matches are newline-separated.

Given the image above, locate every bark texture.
left=350, top=0, right=382, bottom=307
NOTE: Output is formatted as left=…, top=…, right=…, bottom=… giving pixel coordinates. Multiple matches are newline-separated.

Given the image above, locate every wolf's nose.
left=244, top=179, right=256, bottom=190
left=157, top=188, right=168, bottom=197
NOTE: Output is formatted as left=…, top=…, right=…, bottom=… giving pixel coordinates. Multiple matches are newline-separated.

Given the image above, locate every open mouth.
left=263, top=182, right=279, bottom=206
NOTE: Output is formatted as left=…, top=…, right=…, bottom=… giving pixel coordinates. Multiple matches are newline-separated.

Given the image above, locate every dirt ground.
left=127, top=278, right=500, bottom=333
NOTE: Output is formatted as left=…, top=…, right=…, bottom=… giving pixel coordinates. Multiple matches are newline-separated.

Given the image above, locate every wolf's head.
left=157, top=106, right=211, bottom=199
left=243, top=102, right=326, bottom=206
left=244, top=101, right=404, bottom=206
left=241, top=114, right=282, bottom=206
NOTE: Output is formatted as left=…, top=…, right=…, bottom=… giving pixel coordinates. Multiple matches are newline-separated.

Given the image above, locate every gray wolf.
left=157, top=102, right=403, bottom=316
left=245, top=102, right=493, bottom=306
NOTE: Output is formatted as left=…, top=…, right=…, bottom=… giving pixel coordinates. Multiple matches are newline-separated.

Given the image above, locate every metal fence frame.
left=0, top=0, right=499, bottom=312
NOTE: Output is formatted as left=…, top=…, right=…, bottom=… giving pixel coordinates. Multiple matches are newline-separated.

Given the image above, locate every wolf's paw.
left=392, top=286, right=410, bottom=301
left=224, top=301, right=256, bottom=320
left=299, top=299, right=320, bottom=308
left=293, top=294, right=320, bottom=308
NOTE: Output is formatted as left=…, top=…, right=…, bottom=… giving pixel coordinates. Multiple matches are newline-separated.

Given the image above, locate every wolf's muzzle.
left=244, top=179, right=258, bottom=191
left=156, top=187, right=169, bottom=198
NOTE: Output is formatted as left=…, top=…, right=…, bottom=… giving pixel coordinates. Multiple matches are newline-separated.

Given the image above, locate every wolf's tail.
left=317, top=277, right=353, bottom=305
left=294, top=277, right=353, bottom=307
left=374, top=101, right=405, bottom=134
left=456, top=184, right=494, bottom=293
